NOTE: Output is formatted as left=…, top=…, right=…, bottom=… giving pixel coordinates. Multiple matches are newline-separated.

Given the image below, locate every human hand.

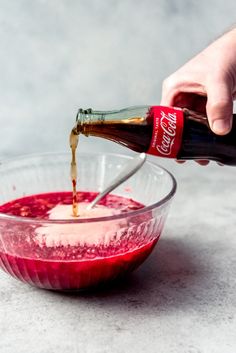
left=161, top=28, right=236, bottom=136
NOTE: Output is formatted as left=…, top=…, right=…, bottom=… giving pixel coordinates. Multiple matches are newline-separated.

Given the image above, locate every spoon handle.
left=87, top=153, right=146, bottom=210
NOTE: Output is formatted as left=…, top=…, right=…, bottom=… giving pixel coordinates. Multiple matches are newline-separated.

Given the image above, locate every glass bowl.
left=0, top=152, right=176, bottom=291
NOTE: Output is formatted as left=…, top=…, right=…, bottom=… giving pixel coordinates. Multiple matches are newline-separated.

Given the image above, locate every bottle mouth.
left=76, top=108, right=92, bottom=121
left=75, top=108, right=93, bottom=134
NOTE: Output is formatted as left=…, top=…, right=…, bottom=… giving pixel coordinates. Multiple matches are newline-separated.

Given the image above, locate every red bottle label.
left=147, top=106, right=184, bottom=158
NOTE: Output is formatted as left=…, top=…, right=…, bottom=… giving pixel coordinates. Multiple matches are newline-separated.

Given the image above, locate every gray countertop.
left=1, top=159, right=236, bottom=353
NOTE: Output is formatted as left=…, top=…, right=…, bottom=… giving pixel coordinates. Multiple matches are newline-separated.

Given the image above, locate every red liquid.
left=0, top=192, right=160, bottom=290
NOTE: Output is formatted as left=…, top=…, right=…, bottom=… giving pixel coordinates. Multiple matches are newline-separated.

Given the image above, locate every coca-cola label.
left=147, top=106, right=184, bottom=158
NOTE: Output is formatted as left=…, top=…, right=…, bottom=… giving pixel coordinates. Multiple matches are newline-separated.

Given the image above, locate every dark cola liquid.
left=84, top=110, right=236, bottom=165
left=84, top=118, right=153, bottom=152
left=178, top=111, right=236, bottom=165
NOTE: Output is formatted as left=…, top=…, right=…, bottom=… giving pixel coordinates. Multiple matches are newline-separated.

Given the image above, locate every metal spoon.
left=87, top=153, right=147, bottom=210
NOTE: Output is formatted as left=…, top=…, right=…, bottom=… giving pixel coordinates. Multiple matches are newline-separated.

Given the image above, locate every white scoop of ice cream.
left=35, top=203, right=126, bottom=247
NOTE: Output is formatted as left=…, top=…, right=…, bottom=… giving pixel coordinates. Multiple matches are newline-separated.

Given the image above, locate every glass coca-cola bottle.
left=73, top=106, right=236, bottom=165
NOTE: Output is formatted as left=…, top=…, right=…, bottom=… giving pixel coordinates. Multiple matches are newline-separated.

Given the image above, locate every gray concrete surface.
left=0, top=1, right=236, bottom=352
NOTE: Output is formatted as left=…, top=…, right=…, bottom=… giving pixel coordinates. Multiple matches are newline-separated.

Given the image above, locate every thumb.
left=206, top=79, right=233, bottom=135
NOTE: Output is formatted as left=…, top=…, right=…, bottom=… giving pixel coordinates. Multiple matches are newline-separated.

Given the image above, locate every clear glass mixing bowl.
left=0, top=152, right=176, bottom=291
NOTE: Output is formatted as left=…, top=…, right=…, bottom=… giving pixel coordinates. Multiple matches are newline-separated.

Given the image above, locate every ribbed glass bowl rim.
left=0, top=152, right=177, bottom=224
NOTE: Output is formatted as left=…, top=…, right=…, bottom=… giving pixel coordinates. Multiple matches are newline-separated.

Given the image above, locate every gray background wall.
left=0, top=0, right=235, bottom=159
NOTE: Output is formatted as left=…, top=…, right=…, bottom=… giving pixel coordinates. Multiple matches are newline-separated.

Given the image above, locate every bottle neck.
left=75, top=106, right=150, bottom=136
